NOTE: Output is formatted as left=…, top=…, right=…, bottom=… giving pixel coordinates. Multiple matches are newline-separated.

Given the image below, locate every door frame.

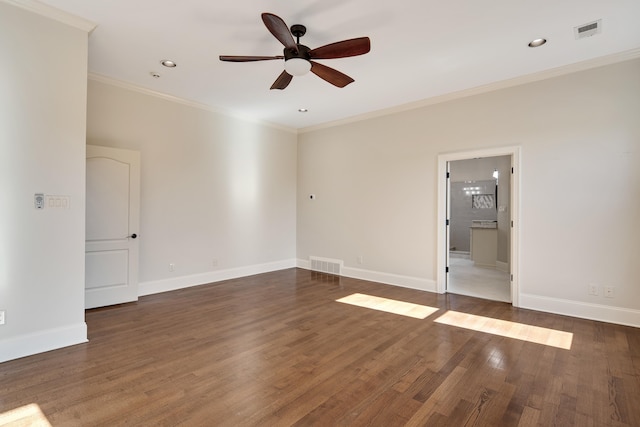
left=436, top=146, right=521, bottom=306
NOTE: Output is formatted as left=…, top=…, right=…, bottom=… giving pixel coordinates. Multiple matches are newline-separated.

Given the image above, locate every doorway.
left=447, top=156, right=511, bottom=302
left=436, top=146, right=520, bottom=306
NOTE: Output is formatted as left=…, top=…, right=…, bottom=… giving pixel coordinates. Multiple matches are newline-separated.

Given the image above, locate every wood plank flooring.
left=1, top=268, right=639, bottom=426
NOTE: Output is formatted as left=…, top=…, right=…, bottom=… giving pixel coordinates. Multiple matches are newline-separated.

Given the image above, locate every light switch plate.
left=34, top=193, right=45, bottom=209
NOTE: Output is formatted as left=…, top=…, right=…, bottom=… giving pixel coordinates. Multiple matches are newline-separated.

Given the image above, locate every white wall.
left=0, top=2, right=91, bottom=362
left=297, top=59, right=640, bottom=326
left=86, top=79, right=298, bottom=295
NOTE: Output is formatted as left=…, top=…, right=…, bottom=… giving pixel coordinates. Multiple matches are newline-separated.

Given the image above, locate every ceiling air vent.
left=574, top=19, right=602, bottom=39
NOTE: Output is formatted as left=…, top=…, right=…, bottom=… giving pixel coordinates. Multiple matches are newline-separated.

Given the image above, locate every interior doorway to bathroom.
left=436, top=146, right=520, bottom=306
left=447, top=156, right=511, bottom=302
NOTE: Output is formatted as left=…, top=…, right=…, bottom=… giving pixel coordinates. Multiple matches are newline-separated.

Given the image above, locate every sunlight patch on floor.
left=434, top=310, right=573, bottom=349
left=336, top=293, right=439, bottom=319
left=0, top=403, right=51, bottom=426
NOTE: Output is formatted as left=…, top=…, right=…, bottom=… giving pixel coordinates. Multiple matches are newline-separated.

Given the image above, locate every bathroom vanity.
left=470, top=220, right=497, bottom=267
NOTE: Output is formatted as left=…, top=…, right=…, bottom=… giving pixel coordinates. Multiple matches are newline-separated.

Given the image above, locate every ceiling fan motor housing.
left=285, top=44, right=311, bottom=61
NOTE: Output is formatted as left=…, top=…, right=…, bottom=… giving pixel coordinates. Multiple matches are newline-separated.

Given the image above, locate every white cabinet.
left=470, top=227, right=497, bottom=267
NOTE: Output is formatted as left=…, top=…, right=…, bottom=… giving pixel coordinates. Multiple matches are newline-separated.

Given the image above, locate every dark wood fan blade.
left=310, top=61, right=354, bottom=88
left=261, top=13, right=298, bottom=53
left=270, top=71, right=293, bottom=90
left=309, top=37, right=370, bottom=59
left=219, top=55, right=284, bottom=62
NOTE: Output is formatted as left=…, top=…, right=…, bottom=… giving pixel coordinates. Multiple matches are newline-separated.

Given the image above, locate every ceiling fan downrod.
left=290, top=24, right=306, bottom=44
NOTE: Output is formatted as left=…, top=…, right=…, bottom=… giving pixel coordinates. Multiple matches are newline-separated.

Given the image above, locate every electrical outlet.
left=0, top=310, right=5, bottom=325
left=604, top=286, right=615, bottom=298
left=588, top=284, right=599, bottom=296
left=169, top=263, right=175, bottom=272
left=357, top=255, right=364, bottom=265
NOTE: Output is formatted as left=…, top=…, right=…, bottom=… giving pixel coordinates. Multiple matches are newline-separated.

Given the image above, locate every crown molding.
left=299, top=48, right=640, bottom=134
left=2, top=0, right=96, bottom=32
left=87, top=47, right=639, bottom=135
left=88, top=73, right=298, bottom=135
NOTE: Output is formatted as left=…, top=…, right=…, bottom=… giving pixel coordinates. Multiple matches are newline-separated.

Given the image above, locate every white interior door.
left=85, top=145, right=140, bottom=309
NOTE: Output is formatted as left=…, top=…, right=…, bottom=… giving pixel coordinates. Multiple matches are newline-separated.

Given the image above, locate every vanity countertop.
left=470, top=220, right=497, bottom=229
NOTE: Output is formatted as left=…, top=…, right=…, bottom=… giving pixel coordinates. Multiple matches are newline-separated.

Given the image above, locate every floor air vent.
left=574, top=19, right=602, bottom=39
left=310, top=256, right=343, bottom=275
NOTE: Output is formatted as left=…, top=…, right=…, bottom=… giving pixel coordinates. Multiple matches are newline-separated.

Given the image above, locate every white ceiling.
left=37, top=0, right=640, bottom=130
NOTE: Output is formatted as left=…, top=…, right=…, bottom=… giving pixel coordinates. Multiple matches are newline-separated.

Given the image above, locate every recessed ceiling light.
left=528, top=38, right=547, bottom=48
left=298, top=108, right=308, bottom=113
left=161, top=60, right=177, bottom=68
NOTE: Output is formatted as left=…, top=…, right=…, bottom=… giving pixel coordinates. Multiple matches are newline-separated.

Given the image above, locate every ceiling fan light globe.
left=284, top=58, right=311, bottom=76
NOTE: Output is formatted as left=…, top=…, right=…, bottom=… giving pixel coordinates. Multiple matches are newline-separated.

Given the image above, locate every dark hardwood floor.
left=1, top=268, right=639, bottom=426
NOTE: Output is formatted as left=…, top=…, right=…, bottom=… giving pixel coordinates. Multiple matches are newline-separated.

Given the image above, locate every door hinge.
left=511, top=220, right=514, bottom=227
left=446, top=266, right=450, bottom=273
left=511, top=167, right=514, bottom=174
left=446, top=172, right=450, bottom=179
left=446, top=219, right=450, bottom=226
left=510, top=274, right=513, bottom=281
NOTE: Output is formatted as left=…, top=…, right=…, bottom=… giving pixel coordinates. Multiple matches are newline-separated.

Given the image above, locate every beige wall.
left=86, top=80, right=298, bottom=291
left=298, top=59, right=640, bottom=324
left=0, top=2, right=90, bottom=362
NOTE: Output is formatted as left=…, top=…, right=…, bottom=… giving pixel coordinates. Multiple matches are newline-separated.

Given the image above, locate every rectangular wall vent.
left=310, top=256, right=343, bottom=275
left=574, top=19, right=602, bottom=39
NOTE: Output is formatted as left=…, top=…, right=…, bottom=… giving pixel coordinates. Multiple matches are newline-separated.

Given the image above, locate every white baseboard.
left=496, top=261, right=509, bottom=273
left=296, top=259, right=437, bottom=293
left=297, top=259, right=311, bottom=270
left=138, top=258, right=297, bottom=296
left=0, top=322, right=88, bottom=363
left=519, top=293, right=640, bottom=328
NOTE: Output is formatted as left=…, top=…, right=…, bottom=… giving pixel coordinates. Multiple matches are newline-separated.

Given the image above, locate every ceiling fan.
left=219, top=13, right=371, bottom=90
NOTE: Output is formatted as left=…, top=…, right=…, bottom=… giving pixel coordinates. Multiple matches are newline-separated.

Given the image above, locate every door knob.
left=128, top=233, right=137, bottom=239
